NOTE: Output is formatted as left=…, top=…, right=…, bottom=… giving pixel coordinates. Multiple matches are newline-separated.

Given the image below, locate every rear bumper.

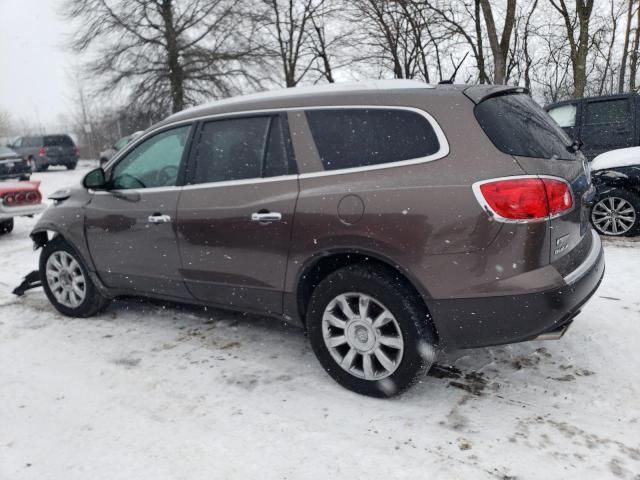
left=0, top=203, right=46, bottom=220
left=45, top=156, right=77, bottom=166
left=430, top=230, right=605, bottom=350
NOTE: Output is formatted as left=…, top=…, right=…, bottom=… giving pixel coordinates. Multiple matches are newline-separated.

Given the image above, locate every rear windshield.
left=475, top=93, right=578, bottom=161
left=44, top=135, right=74, bottom=147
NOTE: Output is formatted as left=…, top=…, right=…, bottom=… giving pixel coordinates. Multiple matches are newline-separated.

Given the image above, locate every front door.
left=85, top=124, right=192, bottom=298
left=177, top=114, right=299, bottom=314
left=581, top=97, right=634, bottom=158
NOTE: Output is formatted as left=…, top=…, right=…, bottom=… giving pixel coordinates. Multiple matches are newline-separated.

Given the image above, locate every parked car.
left=0, top=146, right=31, bottom=181
left=8, top=134, right=79, bottom=171
left=546, top=93, right=640, bottom=160
left=28, top=81, right=604, bottom=397
left=0, top=180, right=44, bottom=234
left=589, top=146, right=640, bottom=236
left=99, top=131, right=143, bottom=166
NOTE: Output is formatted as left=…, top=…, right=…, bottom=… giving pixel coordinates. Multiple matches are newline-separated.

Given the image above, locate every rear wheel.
left=66, top=163, right=77, bottom=170
left=307, top=264, right=436, bottom=397
left=40, top=237, right=110, bottom=317
left=0, top=218, right=14, bottom=235
left=591, top=189, right=640, bottom=236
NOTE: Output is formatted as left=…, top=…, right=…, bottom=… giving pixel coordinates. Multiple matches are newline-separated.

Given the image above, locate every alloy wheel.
left=591, top=197, right=636, bottom=236
left=45, top=251, right=87, bottom=308
left=322, top=292, right=404, bottom=381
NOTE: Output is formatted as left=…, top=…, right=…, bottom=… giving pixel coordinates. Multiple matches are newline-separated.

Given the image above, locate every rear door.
left=581, top=96, right=634, bottom=158
left=85, top=124, right=193, bottom=298
left=177, top=113, right=298, bottom=314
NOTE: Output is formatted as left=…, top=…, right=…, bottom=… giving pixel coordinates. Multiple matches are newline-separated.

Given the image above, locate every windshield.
left=475, top=93, right=579, bottom=161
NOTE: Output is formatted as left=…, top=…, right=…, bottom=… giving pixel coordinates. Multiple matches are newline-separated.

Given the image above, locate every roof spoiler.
left=463, top=85, right=529, bottom=104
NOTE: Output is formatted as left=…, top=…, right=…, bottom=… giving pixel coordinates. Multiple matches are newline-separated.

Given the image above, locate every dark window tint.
left=475, top=93, right=578, bottom=161
left=191, top=115, right=290, bottom=184
left=305, top=109, right=440, bottom=171
left=44, top=135, right=74, bottom=147
left=585, top=99, right=630, bottom=125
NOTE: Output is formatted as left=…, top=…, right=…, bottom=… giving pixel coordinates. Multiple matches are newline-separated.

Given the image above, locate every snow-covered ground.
left=1, top=163, right=639, bottom=480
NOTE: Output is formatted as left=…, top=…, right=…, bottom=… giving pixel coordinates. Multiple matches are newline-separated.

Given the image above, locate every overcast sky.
left=0, top=0, right=75, bottom=130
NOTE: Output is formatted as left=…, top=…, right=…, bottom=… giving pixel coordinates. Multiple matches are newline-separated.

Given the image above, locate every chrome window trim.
left=472, top=174, right=575, bottom=224
left=104, top=105, right=450, bottom=182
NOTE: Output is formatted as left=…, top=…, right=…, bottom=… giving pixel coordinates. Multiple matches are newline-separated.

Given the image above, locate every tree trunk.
left=619, top=0, right=634, bottom=93
left=479, top=0, right=516, bottom=84
left=551, top=0, right=594, bottom=98
left=160, top=0, right=184, bottom=113
left=474, top=0, right=488, bottom=83
left=630, top=3, right=640, bottom=91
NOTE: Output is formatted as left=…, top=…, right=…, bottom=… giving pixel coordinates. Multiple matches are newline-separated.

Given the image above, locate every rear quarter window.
left=44, top=135, right=74, bottom=147
left=475, top=94, right=578, bottom=161
left=305, top=108, right=441, bottom=171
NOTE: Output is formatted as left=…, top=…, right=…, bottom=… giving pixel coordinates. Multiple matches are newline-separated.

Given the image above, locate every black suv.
left=546, top=94, right=640, bottom=160
left=8, top=134, right=79, bottom=171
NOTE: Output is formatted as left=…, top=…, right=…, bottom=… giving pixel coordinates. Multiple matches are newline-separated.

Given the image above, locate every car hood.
left=0, top=152, right=20, bottom=160
left=591, top=146, right=640, bottom=171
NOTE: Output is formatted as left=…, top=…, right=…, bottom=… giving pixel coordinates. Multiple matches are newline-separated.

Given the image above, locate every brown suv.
left=31, top=80, right=605, bottom=397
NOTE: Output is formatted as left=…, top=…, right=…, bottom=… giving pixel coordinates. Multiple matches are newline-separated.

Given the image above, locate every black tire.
left=67, top=163, right=77, bottom=170
left=36, top=163, right=49, bottom=172
left=39, top=237, right=110, bottom=317
left=307, top=263, right=437, bottom=398
left=0, top=218, right=14, bottom=235
left=591, top=188, right=640, bottom=237
left=19, top=174, right=31, bottom=181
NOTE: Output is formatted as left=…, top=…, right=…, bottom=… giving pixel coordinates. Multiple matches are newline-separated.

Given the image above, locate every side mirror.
left=83, top=167, right=107, bottom=189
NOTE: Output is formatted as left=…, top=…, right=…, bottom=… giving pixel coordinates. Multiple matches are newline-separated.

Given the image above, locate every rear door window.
left=44, top=135, right=74, bottom=147
left=474, top=93, right=577, bottom=160
left=189, top=115, right=291, bottom=184
left=584, top=99, right=631, bottom=125
left=305, top=108, right=440, bottom=171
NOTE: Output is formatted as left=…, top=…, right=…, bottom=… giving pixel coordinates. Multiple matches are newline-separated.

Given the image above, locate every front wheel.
left=307, top=264, right=437, bottom=397
left=591, top=189, right=640, bottom=236
left=40, top=237, right=110, bottom=317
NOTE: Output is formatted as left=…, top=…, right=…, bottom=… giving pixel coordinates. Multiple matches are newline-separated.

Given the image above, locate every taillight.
left=38, top=147, right=46, bottom=157
left=2, top=191, right=41, bottom=206
left=474, top=176, right=573, bottom=221
left=74, top=146, right=79, bottom=156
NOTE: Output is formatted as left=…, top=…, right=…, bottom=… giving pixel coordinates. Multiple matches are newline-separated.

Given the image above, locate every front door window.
left=111, top=126, right=190, bottom=189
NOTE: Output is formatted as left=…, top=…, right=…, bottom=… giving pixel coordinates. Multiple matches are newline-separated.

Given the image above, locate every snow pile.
left=591, top=146, right=640, bottom=171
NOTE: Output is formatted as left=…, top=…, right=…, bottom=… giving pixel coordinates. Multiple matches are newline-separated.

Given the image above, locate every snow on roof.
left=591, top=146, right=640, bottom=171
left=178, top=80, right=435, bottom=117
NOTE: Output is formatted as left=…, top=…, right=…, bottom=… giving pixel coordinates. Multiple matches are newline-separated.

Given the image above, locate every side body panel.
left=176, top=178, right=299, bottom=314
left=84, top=189, right=190, bottom=298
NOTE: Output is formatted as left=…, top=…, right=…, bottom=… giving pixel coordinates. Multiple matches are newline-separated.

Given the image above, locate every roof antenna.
left=439, top=52, right=469, bottom=85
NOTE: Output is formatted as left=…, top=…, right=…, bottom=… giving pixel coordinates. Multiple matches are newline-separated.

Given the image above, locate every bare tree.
left=426, top=0, right=489, bottom=83
left=479, top=0, right=517, bottom=84
left=629, top=1, right=640, bottom=90
left=619, top=0, right=634, bottom=92
left=262, top=0, right=326, bottom=87
left=0, top=110, right=13, bottom=139
left=64, top=0, right=261, bottom=114
left=550, top=0, right=595, bottom=98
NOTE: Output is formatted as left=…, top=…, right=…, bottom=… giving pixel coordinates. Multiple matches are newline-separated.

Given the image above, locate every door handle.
left=148, top=214, right=171, bottom=224
left=251, top=211, right=282, bottom=222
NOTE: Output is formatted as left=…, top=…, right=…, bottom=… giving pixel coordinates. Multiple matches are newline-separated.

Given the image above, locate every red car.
left=0, top=180, right=45, bottom=234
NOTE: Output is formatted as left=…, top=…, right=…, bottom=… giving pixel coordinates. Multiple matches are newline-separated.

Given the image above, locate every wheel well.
left=297, top=253, right=431, bottom=327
